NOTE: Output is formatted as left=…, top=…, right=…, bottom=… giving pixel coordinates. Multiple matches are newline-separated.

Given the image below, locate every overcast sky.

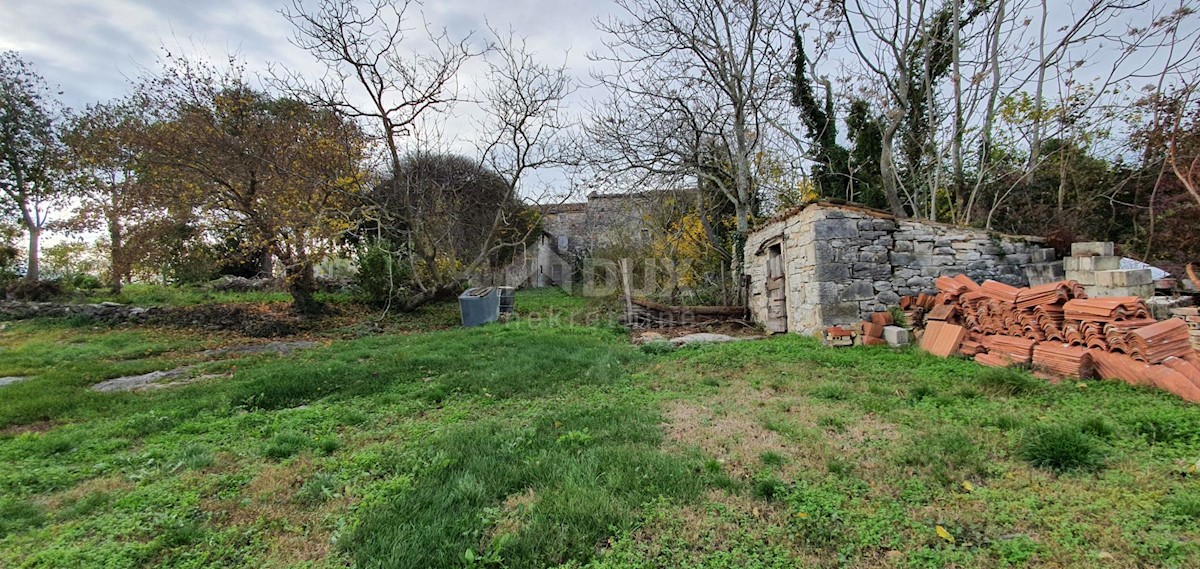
left=0, top=0, right=615, bottom=110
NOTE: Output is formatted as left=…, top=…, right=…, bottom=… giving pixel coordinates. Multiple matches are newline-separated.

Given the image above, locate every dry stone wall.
left=745, top=204, right=1052, bottom=334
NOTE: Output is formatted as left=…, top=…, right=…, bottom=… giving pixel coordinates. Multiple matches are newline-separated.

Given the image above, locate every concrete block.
left=1063, top=256, right=1081, bottom=271
left=1095, top=269, right=1152, bottom=287
left=1065, top=270, right=1096, bottom=286
left=1085, top=283, right=1154, bottom=299
left=1072, top=255, right=1122, bottom=272
left=1025, top=261, right=1065, bottom=286
left=883, top=326, right=911, bottom=346
left=1071, top=241, right=1115, bottom=256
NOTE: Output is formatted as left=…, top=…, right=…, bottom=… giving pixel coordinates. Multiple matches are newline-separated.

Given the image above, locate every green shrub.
left=178, top=443, right=215, bottom=470
left=316, top=435, right=341, bottom=456
left=1019, top=424, right=1104, bottom=472
left=759, top=451, right=786, bottom=468
left=976, top=367, right=1041, bottom=396
left=354, top=241, right=413, bottom=307
left=987, top=413, right=1024, bottom=431
left=752, top=475, right=788, bottom=501
left=909, top=384, right=938, bottom=402
left=826, top=458, right=855, bottom=476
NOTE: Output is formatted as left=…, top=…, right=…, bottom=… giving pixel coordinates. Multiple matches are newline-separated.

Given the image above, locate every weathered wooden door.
left=765, top=243, right=787, bottom=333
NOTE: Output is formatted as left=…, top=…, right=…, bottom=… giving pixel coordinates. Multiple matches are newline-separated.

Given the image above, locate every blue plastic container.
left=459, top=287, right=500, bottom=327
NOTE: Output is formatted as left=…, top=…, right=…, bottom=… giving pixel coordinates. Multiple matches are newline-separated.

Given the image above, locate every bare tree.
left=589, top=0, right=800, bottom=238
left=281, top=1, right=573, bottom=308
left=280, top=0, right=482, bottom=308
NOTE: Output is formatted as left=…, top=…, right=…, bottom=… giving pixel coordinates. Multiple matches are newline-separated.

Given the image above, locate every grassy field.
left=3, top=289, right=1200, bottom=568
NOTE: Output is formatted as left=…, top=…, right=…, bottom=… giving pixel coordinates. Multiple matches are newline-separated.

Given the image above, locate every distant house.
left=473, top=190, right=684, bottom=288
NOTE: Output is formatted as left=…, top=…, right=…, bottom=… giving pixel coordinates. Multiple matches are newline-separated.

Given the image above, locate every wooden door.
left=765, top=243, right=787, bottom=333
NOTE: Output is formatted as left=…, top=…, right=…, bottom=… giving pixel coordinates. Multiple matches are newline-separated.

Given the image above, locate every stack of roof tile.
left=900, top=293, right=938, bottom=329
left=1129, top=319, right=1193, bottom=364
left=1032, top=343, right=1094, bottom=378
left=1092, top=351, right=1200, bottom=402
left=1063, top=297, right=1149, bottom=322
left=981, top=335, right=1036, bottom=365
left=920, top=321, right=967, bottom=358
left=913, top=272, right=1200, bottom=402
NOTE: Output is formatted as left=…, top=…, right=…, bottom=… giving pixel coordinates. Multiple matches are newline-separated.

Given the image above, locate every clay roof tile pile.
left=979, top=280, right=1021, bottom=303
left=1129, top=318, right=1193, bottom=364
left=981, top=335, right=1036, bottom=365
left=1063, top=297, right=1149, bottom=322
left=913, top=272, right=1200, bottom=402
left=1032, top=343, right=1094, bottom=378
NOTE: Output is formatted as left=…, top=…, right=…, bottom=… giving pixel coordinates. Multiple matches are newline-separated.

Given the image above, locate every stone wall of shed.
left=745, top=204, right=1049, bottom=334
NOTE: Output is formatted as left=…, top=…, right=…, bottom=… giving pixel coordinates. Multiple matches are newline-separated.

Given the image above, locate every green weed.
left=1019, top=424, right=1105, bottom=472
left=975, top=367, right=1041, bottom=396
left=262, top=431, right=309, bottom=460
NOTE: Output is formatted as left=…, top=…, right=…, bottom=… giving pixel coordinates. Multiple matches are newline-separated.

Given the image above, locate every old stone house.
left=477, top=190, right=678, bottom=288
left=744, top=202, right=1060, bottom=334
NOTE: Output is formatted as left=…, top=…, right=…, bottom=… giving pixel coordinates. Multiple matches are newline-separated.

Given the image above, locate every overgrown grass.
left=1019, top=423, right=1106, bottom=472
left=4, top=290, right=1200, bottom=567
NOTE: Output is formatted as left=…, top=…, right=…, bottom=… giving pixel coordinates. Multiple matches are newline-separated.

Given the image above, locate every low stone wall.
left=0, top=301, right=158, bottom=323
left=745, top=203, right=1052, bottom=334
left=0, top=301, right=301, bottom=337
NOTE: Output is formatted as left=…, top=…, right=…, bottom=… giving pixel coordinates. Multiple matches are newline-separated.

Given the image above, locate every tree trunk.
left=258, top=249, right=274, bottom=278
left=109, top=220, right=124, bottom=294
left=880, top=114, right=908, bottom=218
left=286, top=258, right=322, bottom=315
left=25, top=226, right=40, bottom=283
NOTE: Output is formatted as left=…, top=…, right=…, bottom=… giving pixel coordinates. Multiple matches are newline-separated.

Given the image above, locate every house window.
left=557, top=235, right=569, bottom=250
left=551, top=263, right=564, bottom=284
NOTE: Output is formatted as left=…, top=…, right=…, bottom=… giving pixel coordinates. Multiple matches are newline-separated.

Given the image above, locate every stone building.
left=744, top=202, right=1060, bottom=334
left=477, top=190, right=676, bottom=288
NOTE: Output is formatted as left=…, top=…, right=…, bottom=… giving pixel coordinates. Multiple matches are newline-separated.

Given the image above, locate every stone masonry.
left=744, top=203, right=1052, bottom=335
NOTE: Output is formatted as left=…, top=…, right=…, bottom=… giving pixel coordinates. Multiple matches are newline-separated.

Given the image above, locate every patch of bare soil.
left=664, top=399, right=795, bottom=480
left=201, top=457, right=351, bottom=566
left=40, top=475, right=134, bottom=511
left=0, top=420, right=56, bottom=436
left=632, top=322, right=762, bottom=344
left=483, top=488, right=539, bottom=549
